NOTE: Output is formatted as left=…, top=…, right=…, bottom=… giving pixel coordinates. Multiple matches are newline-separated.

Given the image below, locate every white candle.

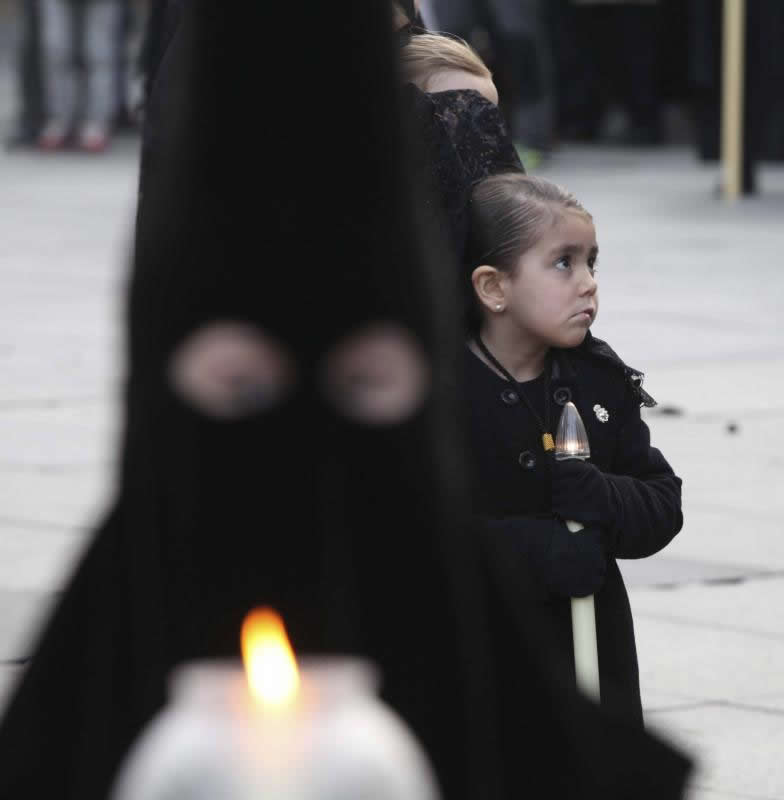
left=111, top=609, right=440, bottom=800
left=555, top=403, right=601, bottom=702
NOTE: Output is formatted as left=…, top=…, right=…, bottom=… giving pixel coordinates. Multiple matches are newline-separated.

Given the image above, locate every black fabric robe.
left=0, top=3, right=494, bottom=796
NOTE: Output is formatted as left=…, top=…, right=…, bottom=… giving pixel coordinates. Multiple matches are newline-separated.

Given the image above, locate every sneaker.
left=77, top=122, right=110, bottom=153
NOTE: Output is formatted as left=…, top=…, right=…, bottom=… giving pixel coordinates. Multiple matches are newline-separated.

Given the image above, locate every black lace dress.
left=403, top=85, right=523, bottom=263
left=401, top=84, right=524, bottom=331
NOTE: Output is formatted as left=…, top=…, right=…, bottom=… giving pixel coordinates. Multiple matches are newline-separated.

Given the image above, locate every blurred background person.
left=111, top=0, right=139, bottom=133
left=483, top=0, right=554, bottom=160
left=5, top=0, right=45, bottom=147
left=36, top=0, right=126, bottom=152
left=136, top=0, right=178, bottom=116
left=555, top=0, right=663, bottom=146
left=429, top=0, right=554, bottom=165
left=426, top=0, right=697, bottom=156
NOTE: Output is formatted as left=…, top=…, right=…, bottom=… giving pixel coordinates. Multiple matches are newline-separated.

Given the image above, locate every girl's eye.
left=554, top=255, right=571, bottom=271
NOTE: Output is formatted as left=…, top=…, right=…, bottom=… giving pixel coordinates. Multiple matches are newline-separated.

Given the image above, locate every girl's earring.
left=495, top=304, right=503, bottom=312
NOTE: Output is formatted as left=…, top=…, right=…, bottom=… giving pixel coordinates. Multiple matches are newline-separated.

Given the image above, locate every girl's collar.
left=556, top=333, right=657, bottom=408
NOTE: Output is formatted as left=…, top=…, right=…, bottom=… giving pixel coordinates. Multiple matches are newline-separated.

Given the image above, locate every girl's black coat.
left=465, top=331, right=683, bottom=726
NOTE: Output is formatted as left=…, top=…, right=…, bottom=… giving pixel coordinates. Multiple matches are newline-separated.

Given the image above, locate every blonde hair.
left=400, top=33, right=491, bottom=92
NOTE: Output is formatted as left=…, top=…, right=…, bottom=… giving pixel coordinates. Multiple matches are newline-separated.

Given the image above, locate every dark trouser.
left=557, top=3, right=661, bottom=143
left=13, top=0, right=45, bottom=140
left=38, top=0, right=123, bottom=129
left=430, top=0, right=553, bottom=147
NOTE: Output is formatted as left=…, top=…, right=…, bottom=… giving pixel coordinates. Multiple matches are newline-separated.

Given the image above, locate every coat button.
left=518, top=450, right=536, bottom=470
left=501, top=389, right=519, bottom=405
left=553, top=387, right=572, bottom=406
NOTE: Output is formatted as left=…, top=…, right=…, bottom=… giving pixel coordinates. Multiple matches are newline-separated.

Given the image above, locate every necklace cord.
left=475, top=336, right=554, bottom=452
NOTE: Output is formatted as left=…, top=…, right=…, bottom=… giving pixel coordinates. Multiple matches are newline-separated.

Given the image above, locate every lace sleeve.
left=430, top=89, right=524, bottom=186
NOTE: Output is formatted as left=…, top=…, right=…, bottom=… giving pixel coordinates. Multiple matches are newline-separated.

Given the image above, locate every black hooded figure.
left=0, top=3, right=691, bottom=799
left=0, top=3, right=485, bottom=797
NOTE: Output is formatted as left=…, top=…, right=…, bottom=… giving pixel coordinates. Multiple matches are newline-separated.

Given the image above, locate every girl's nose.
left=579, top=267, right=598, bottom=296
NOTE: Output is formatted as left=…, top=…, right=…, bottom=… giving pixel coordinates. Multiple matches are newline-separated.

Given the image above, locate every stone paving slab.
left=0, top=665, right=23, bottom=713
left=0, top=468, right=111, bottom=535
left=632, top=577, right=784, bottom=637
left=642, top=358, right=784, bottom=414
left=619, top=555, right=774, bottom=590
left=631, top=580, right=784, bottom=798
left=635, top=412, right=784, bottom=572
left=638, top=687, right=709, bottom=713
left=0, top=403, right=116, bottom=468
left=689, top=791, right=776, bottom=800
left=739, top=692, right=784, bottom=714
left=647, top=703, right=784, bottom=800
left=0, top=589, right=57, bottom=661
left=0, top=522, right=89, bottom=593
left=634, top=584, right=784, bottom=707
left=655, top=502, right=784, bottom=573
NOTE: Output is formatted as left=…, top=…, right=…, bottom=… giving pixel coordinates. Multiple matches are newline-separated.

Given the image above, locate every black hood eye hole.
left=320, top=323, right=431, bottom=426
left=168, top=321, right=298, bottom=419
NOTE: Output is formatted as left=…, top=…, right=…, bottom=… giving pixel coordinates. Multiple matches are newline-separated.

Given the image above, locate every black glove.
left=482, top=516, right=607, bottom=600
left=537, top=519, right=607, bottom=598
left=551, top=457, right=615, bottom=529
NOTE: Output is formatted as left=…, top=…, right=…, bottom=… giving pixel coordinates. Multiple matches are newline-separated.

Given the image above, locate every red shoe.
left=77, top=122, right=110, bottom=153
left=37, top=120, right=69, bottom=151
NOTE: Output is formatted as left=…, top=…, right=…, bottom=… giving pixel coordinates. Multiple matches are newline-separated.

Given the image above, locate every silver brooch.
left=593, top=404, right=609, bottom=423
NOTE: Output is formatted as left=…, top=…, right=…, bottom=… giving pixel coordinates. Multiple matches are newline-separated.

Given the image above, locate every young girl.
left=464, top=172, right=683, bottom=727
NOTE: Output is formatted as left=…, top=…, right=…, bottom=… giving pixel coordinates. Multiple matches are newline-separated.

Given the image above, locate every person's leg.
left=428, top=0, right=476, bottom=38
left=112, top=0, right=133, bottom=128
left=687, top=0, right=720, bottom=161
left=79, top=0, right=123, bottom=150
left=553, top=1, right=602, bottom=142
left=615, top=4, right=662, bottom=144
left=8, top=0, right=44, bottom=145
left=38, top=0, right=77, bottom=147
left=488, top=0, right=553, bottom=153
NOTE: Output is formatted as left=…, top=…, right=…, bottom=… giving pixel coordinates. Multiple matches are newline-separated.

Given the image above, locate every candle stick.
left=111, top=608, right=440, bottom=800
left=554, top=402, right=601, bottom=702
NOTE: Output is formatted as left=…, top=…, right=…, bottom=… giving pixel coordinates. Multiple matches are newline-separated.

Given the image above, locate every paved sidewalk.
left=0, top=37, right=139, bottom=703
left=2, top=32, right=784, bottom=797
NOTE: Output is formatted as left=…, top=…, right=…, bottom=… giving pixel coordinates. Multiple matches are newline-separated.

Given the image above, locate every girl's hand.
left=481, top=516, right=607, bottom=600
left=539, top=520, right=607, bottom=599
left=551, top=458, right=615, bottom=530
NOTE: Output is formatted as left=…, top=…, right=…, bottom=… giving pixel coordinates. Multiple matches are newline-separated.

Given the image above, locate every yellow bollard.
left=721, top=0, right=746, bottom=201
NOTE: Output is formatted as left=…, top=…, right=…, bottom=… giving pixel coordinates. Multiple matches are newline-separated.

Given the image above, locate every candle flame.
left=241, top=607, right=300, bottom=710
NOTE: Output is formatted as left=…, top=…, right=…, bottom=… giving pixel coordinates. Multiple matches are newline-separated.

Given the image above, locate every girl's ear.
left=472, top=265, right=506, bottom=313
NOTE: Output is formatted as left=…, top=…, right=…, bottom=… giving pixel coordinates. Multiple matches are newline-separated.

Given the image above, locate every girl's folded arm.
left=605, top=399, right=683, bottom=560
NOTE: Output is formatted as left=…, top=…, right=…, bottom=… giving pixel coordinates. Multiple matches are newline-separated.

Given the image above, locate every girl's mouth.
left=573, top=309, right=594, bottom=322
